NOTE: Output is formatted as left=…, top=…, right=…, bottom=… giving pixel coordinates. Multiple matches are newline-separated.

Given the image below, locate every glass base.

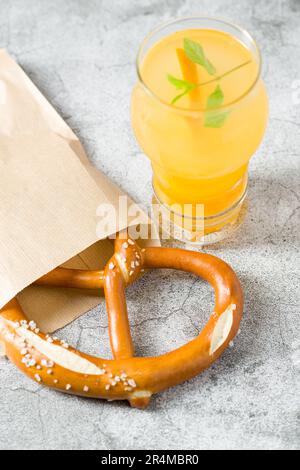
left=151, top=185, right=248, bottom=246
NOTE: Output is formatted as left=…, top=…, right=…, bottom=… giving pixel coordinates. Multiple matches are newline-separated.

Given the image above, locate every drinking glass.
left=131, top=17, right=268, bottom=244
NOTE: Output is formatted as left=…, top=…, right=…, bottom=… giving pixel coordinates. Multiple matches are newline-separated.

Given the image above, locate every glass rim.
left=136, top=16, right=262, bottom=113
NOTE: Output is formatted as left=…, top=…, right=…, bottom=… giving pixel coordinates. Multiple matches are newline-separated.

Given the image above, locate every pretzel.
left=0, top=233, right=243, bottom=409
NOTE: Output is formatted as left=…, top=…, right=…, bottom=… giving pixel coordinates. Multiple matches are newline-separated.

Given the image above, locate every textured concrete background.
left=0, top=0, right=299, bottom=450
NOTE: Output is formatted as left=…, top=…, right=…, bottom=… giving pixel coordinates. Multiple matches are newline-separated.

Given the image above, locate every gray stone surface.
left=0, top=0, right=299, bottom=450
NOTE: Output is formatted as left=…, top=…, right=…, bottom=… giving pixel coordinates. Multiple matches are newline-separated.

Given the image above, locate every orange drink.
left=131, top=18, right=268, bottom=244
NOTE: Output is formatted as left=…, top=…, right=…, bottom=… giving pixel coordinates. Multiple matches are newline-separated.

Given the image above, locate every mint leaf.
left=205, top=84, right=229, bottom=128
left=205, top=111, right=229, bottom=128
left=207, top=84, right=224, bottom=109
left=167, top=74, right=196, bottom=90
left=167, top=74, right=197, bottom=105
left=184, top=38, right=216, bottom=76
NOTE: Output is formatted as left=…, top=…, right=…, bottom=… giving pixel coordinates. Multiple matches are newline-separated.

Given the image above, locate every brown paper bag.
left=0, top=50, right=158, bottom=332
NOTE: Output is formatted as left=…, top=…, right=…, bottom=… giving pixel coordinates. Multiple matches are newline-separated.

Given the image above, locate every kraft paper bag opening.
left=0, top=50, right=158, bottom=333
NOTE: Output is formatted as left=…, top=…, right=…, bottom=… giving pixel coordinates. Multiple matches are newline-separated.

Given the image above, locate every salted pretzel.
left=0, top=233, right=243, bottom=409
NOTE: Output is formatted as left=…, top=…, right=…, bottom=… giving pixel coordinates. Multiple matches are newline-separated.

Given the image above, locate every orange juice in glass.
left=131, top=17, right=268, bottom=244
